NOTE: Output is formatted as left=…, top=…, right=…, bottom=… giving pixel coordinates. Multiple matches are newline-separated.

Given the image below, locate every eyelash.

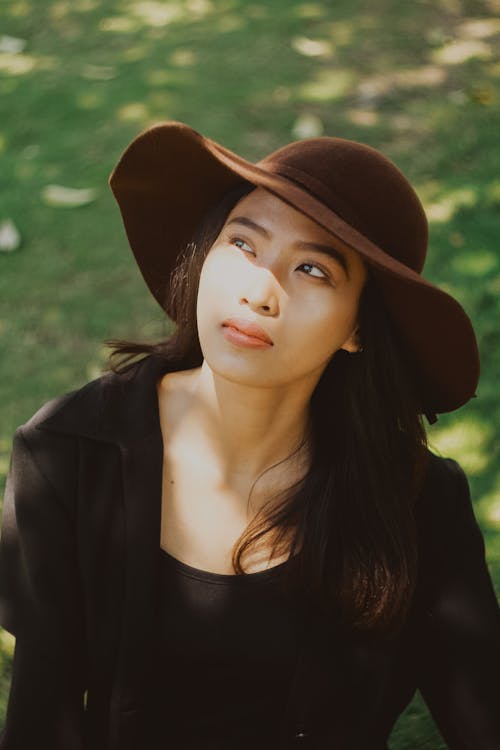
left=229, top=237, right=331, bottom=281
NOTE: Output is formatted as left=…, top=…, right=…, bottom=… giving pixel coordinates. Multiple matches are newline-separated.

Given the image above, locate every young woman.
left=0, top=122, right=499, bottom=750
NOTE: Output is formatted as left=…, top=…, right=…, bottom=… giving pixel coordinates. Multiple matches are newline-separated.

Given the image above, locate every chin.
left=201, top=347, right=277, bottom=385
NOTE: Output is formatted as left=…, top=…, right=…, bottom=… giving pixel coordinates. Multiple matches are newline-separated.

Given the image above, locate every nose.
left=239, top=267, right=279, bottom=316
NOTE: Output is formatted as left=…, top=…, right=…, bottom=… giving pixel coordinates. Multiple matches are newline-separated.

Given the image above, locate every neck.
left=176, top=359, right=315, bottom=495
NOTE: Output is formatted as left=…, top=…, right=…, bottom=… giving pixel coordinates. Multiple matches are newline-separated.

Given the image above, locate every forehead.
left=227, top=187, right=318, bottom=228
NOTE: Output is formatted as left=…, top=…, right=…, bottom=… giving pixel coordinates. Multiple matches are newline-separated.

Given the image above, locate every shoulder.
left=20, top=370, right=115, bottom=436
left=12, top=353, right=174, bottom=453
left=421, top=448, right=468, bottom=500
left=14, top=369, right=114, bottom=457
left=417, top=448, right=481, bottom=555
left=8, top=359, right=155, bottom=499
left=9, top=375, right=111, bottom=498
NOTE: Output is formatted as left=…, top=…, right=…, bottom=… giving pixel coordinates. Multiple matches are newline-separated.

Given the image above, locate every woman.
left=0, top=122, right=499, bottom=750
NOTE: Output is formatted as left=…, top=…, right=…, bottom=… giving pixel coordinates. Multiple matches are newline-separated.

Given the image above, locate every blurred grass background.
left=1, top=0, right=499, bottom=746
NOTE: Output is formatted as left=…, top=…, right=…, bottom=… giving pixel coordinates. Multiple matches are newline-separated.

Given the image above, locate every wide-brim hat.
left=109, top=121, right=479, bottom=419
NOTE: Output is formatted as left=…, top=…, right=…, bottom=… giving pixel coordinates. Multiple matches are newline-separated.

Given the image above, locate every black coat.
left=1, top=353, right=499, bottom=750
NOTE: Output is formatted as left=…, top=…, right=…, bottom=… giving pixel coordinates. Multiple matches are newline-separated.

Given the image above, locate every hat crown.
left=259, top=137, right=428, bottom=274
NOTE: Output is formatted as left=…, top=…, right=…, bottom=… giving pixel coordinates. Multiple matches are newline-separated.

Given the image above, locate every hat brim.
left=109, top=121, right=479, bottom=415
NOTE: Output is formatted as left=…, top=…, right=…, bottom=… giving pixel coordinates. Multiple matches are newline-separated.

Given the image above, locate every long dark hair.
left=105, top=181, right=430, bottom=638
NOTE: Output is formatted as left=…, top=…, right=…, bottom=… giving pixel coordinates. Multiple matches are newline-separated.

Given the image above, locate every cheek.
left=196, top=251, right=236, bottom=330
left=288, top=294, right=357, bottom=348
left=198, top=251, right=238, bottom=303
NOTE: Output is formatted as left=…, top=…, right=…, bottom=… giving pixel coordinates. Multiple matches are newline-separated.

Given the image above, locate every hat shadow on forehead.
left=109, top=121, right=480, bottom=417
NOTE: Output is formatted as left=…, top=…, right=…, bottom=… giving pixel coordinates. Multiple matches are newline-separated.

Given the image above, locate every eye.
left=231, top=237, right=254, bottom=254
left=297, top=262, right=329, bottom=280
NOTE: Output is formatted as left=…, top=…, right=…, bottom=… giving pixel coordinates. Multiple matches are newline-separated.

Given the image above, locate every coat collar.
left=35, top=353, right=180, bottom=447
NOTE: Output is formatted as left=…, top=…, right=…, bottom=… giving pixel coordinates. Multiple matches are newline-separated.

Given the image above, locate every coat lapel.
left=37, top=354, right=180, bottom=745
left=108, top=427, right=164, bottom=744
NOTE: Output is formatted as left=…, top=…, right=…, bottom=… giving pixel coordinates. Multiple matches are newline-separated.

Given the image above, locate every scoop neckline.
left=159, top=545, right=296, bottom=584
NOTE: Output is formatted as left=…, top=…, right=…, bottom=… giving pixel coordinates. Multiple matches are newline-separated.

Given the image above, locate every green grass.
left=1, top=0, right=500, bottom=745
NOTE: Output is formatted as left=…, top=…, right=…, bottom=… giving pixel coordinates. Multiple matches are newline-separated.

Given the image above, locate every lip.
left=221, top=318, right=274, bottom=346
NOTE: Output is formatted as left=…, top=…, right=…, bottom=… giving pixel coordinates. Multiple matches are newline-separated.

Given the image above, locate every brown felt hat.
left=109, top=121, right=480, bottom=420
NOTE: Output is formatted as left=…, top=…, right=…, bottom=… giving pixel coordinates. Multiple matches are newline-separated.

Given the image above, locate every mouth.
left=221, top=318, right=274, bottom=347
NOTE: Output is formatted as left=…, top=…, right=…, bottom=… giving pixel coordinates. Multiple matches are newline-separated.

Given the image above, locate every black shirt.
left=144, top=547, right=310, bottom=749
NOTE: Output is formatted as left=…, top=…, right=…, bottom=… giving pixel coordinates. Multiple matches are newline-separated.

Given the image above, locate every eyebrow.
left=225, top=216, right=350, bottom=279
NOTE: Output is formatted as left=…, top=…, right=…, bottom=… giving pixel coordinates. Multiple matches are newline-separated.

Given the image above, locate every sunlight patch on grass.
left=0, top=631, right=14, bottom=658
left=479, top=485, right=500, bottom=529
left=99, top=16, right=139, bottom=33
left=485, top=180, right=500, bottom=205
left=452, top=249, right=498, bottom=277
left=7, top=0, right=30, bottom=17
left=117, top=102, right=151, bottom=121
left=185, top=0, right=214, bottom=16
left=146, top=69, right=172, bottom=86
left=0, top=52, right=56, bottom=76
left=428, top=417, right=493, bottom=475
left=122, top=45, right=150, bottom=62
left=169, top=49, right=197, bottom=67
left=346, top=109, right=379, bottom=126
left=0, top=134, right=6, bottom=153
left=456, top=17, right=500, bottom=39
left=131, top=1, right=183, bottom=26
left=126, top=0, right=214, bottom=27
left=356, top=66, right=447, bottom=104
left=294, top=3, right=326, bottom=19
left=76, top=91, right=106, bottom=110
left=49, top=0, right=76, bottom=21
left=324, top=20, right=355, bottom=45
left=489, top=60, right=500, bottom=77
left=86, top=348, right=110, bottom=381
left=298, top=69, right=355, bottom=102
left=426, top=186, right=478, bottom=222
left=432, top=39, right=492, bottom=65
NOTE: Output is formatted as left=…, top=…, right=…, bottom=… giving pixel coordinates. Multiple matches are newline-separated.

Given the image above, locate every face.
left=196, top=187, right=368, bottom=390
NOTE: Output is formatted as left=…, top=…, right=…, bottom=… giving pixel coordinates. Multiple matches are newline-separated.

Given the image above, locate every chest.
left=159, top=446, right=294, bottom=575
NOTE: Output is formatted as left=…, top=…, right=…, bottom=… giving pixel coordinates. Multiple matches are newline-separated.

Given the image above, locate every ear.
left=340, top=325, right=362, bottom=353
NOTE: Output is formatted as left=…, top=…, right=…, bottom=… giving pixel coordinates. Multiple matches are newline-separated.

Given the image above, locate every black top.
left=143, top=547, right=310, bottom=749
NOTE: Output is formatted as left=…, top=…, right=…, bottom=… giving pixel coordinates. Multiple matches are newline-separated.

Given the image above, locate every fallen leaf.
left=291, top=37, right=333, bottom=57
left=41, top=184, right=97, bottom=207
left=0, top=36, right=27, bottom=54
left=0, top=219, right=21, bottom=252
left=291, top=114, right=324, bottom=139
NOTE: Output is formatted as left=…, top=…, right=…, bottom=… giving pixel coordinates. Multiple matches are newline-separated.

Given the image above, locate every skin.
left=157, top=187, right=368, bottom=516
